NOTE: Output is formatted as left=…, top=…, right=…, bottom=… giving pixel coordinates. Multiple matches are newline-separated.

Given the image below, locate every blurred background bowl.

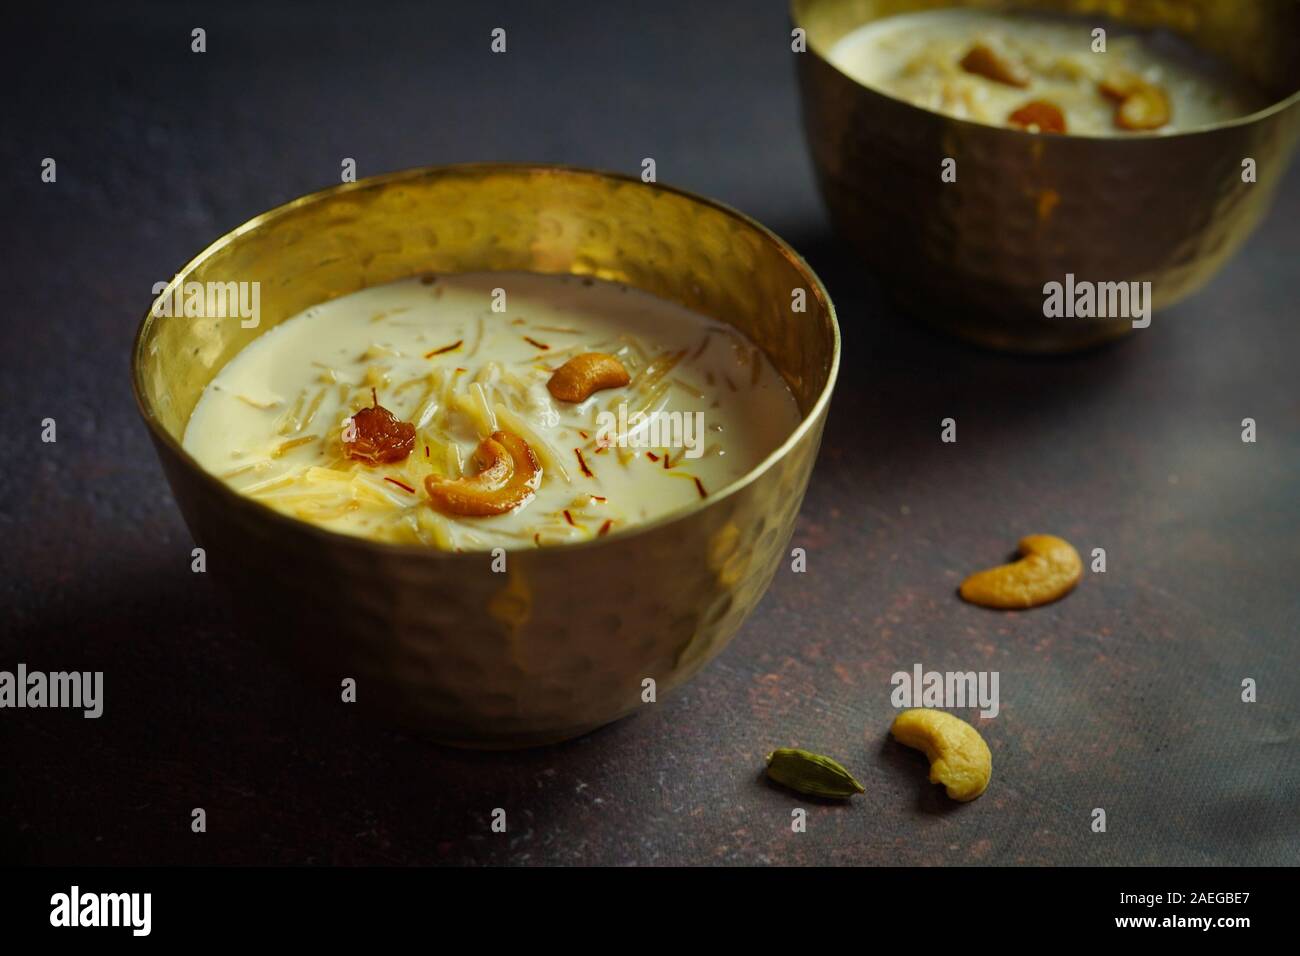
left=793, top=0, right=1300, bottom=352
left=131, top=163, right=839, bottom=748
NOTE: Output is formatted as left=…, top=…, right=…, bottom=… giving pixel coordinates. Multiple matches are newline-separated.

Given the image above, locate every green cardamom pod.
left=765, top=748, right=865, bottom=799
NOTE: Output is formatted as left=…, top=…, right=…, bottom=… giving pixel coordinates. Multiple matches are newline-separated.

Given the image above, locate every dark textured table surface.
left=3, top=1, right=1297, bottom=866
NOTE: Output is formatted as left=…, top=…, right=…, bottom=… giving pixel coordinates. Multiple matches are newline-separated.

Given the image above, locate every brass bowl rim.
left=790, top=0, right=1300, bottom=141
left=131, top=161, right=841, bottom=559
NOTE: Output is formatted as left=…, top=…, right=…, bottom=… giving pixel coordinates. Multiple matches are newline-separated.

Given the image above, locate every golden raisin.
left=1008, top=100, right=1067, bottom=134
left=343, top=388, right=415, bottom=464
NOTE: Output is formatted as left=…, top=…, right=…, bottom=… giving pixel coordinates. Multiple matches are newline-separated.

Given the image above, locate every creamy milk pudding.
left=183, top=272, right=801, bottom=551
left=828, top=9, right=1267, bottom=135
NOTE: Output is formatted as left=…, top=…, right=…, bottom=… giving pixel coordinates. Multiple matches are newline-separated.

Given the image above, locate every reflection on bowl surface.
left=794, top=0, right=1300, bottom=352
left=132, top=163, right=839, bottom=748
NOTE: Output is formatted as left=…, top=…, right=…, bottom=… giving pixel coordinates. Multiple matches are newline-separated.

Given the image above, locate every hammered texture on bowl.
left=793, top=0, right=1300, bottom=352
left=133, top=164, right=839, bottom=748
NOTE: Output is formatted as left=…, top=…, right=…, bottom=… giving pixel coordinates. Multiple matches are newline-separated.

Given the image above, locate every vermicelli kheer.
left=828, top=9, right=1268, bottom=135
left=182, top=272, right=802, bottom=551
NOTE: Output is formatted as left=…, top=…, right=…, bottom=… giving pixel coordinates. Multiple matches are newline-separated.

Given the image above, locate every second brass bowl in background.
left=131, top=163, right=839, bottom=749
left=793, top=0, right=1300, bottom=352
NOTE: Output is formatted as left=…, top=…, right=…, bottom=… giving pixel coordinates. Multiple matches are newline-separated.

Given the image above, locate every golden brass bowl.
left=793, top=0, right=1300, bottom=352
left=131, top=163, right=839, bottom=748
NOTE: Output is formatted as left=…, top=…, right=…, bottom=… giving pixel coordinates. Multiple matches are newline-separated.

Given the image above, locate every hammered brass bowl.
left=793, top=0, right=1300, bottom=352
left=131, top=163, right=839, bottom=748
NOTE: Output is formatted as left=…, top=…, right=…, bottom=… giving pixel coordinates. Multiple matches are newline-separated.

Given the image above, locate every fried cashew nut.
left=892, top=709, right=991, bottom=802
left=1115, top=84, right=1171, bottom=131
left=1100, top=70, right=1172, bottom=131
left=960, top=42, right=1030, bottom=88
left=1098, top=68, right=1145, bottom=102
left=546, top=352, right=630, bottom=403
left=424, top=430, right=542, bottom=516
left=959, top=534, right=1082, bottom=609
